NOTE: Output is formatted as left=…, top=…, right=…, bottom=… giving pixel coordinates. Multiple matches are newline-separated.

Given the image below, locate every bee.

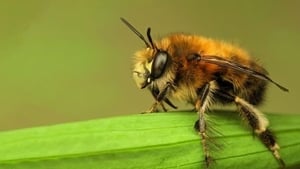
left=121, top=18, right=288, bottom=168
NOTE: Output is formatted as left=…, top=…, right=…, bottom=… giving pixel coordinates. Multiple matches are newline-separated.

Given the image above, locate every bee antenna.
left=120, top=17, right=151, bottom=48
left=147, top=28, right=157, bottom=50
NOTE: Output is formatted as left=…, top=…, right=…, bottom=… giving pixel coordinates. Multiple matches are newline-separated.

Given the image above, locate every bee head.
left=133, top=50, right=169, bottom=88
left=121, top=18, right=169, bottom=89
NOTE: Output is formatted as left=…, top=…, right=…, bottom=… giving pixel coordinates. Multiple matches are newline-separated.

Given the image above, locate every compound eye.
left=151, top=51, right=169, bottom=79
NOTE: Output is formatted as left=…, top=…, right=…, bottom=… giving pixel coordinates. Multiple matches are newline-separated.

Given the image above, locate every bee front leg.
left=194, top=82, right=215, bottom=167
left=144, top=102, right=160, bottom=113
left=145, top=82, right=176, bottom=113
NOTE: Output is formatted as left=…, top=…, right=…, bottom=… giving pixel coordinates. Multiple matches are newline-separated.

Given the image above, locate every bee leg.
left=195, top=82, right=214, bottom=167
left=163, top=97, right=178, bottom=109
left=143, top=100, right=168, bottom=113
left=146, top=82, right=176, bottom=113
left=225, top=95, right=285, bottom=167
left=142, top=102, right=158, bottom=113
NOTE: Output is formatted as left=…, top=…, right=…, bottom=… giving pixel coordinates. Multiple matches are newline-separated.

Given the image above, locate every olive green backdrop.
left=0, top=0, right=298, bottom=131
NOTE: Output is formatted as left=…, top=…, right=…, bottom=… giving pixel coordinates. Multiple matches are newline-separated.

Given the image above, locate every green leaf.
left=0, top=110, right=299, bottom=169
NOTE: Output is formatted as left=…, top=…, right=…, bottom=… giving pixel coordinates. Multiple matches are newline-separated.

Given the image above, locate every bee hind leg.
left=233, top=96, right=285, bottom=167
left=216, top=89, right=285, bottom=167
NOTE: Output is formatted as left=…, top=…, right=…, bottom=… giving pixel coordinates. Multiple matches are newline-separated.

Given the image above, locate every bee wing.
left=201, top=55, right=289, bottom=92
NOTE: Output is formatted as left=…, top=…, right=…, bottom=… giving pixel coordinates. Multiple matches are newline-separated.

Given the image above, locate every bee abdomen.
left=242, top=76, right=268, bottom=105
left=212, top=71, right=268, bottom=106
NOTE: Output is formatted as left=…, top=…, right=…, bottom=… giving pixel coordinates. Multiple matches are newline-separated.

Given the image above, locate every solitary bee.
left=121, top=18, right=288, bottom=168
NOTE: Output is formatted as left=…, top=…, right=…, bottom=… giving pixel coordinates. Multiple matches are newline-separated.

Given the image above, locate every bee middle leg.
left=194, top=82, right=215, bottom=167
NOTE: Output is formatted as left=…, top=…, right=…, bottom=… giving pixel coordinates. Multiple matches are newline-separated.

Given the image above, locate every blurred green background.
left=0, top=0, right=298, bottom=131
